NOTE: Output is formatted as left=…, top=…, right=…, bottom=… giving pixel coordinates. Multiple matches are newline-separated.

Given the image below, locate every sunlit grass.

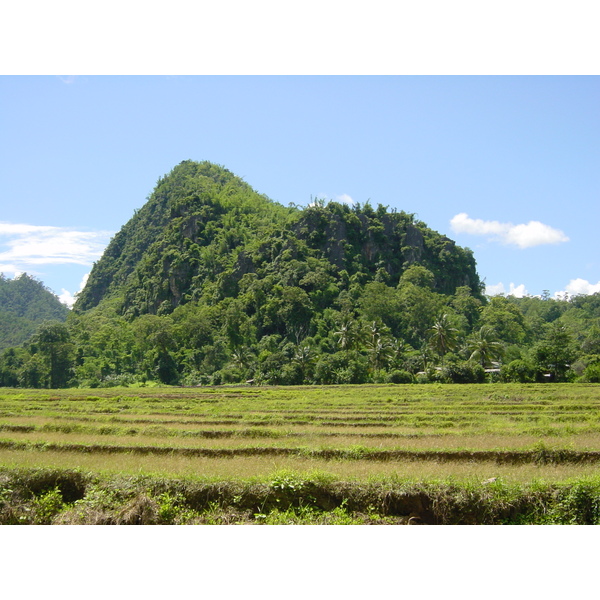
left=5, top=428, right=600, bottom=451
left=2, top=448, right=599, bottom=483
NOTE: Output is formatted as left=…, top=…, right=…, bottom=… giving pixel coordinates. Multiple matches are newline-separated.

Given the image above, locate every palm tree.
left=365, top=321, right=393, bottom=373
left=388, top=338, right=408, bottom=370
left=334, top=318, right=359, bottom=351
left=367, top=336, right=393, bottom=374
left=429, top=314, right=458, bottom=366
left=466, top=326, right=504, bottom=368
left=293, top=345, right=315, bottom=381
left=418, top=341, right=434, bottom=372
left=231, top=346, right=251, bottom=370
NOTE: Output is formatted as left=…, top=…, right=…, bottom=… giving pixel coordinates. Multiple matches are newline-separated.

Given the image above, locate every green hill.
left=0, top=273, right=69, bottom=350
left=75, top=160, right=482, bottom=318
left=4, top=160, right=513, bottom=388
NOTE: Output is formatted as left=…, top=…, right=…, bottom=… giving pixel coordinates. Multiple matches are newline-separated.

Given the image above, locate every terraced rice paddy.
left=2, top=383, right=600, bottom=524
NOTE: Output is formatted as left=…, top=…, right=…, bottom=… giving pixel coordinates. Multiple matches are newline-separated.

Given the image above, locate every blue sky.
left=1, top=75, right=598, bottom=306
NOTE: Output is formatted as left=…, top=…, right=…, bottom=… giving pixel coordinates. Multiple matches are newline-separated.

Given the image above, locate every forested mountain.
left=75, top=160, right=482, bottom=317
left=0, top=273, right=69, bottom=351
left=1, top=160, right=599, bottom=389
left=75, top=161, right=294, bottom=314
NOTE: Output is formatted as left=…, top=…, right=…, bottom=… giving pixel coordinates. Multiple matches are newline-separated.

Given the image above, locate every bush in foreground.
left=2, top=467, right=600, bottom=525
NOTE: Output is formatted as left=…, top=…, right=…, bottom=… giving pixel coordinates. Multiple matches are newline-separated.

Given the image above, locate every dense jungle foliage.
left=0, top=274, right=69, bottom=352
left=1, top=161, right=599, bottom=388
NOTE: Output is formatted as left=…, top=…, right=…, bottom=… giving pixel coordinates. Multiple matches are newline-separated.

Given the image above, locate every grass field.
left=2, top=383, right=600, bottom=524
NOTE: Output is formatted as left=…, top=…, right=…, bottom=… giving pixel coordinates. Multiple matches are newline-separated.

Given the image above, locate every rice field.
left=2, top=383, right=600, bottom=524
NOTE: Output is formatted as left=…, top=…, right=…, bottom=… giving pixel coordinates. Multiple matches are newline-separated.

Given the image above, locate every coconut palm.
left=466, top=326, right=504, bottom=368
left=363, top=321, right=393, bottom=373
left=231, top=346, right=252, bottom=369
left=429, top=314, right=458, bottom=366
left=368, top=336, right=393, bottom=373
left=334, top=318, right=359, bottom=351
left=418, top=341, right=434, bottom=372
left=388, top=338, right=408, bottom=370
left=293, top=345, right=315, bottom=381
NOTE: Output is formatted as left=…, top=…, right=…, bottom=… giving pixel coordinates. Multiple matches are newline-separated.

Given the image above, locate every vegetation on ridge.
left=3, top=465, right=600, bottom=524
left=1, top=160, right=600, bottom=388
left=0, top=274, right=69, bottom=352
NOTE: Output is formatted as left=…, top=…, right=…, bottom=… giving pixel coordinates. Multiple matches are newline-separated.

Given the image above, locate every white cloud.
left=59, top=273, right=90, bottom=308
left=489, top=278, right=600, bottom=301
left=508, top=283, right=529, bottom=298
left=485, top=282, right=506, bottom=296
left=0, top=223, right=56, bottom=235
left=565, top=278, right=600, bottom=295
left=336, top=194, right=355, bottom=205
left=450, top=213, right=569, bottom=249
left=553, top=278, right=600, bottom=299
left=58, top=289, right=75, bottom=307
left=485, top=282, right=529, bottom=298
left=504, top=221, right=569, bottom=248
left=0, top=262, right=21, bottom=275
left=0, top=222, right=112, bottom=275
left=451, top=214, right=507, bottom=238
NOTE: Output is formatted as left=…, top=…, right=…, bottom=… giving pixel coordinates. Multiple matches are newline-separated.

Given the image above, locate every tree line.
left=1, top=273, right=599, bottom=388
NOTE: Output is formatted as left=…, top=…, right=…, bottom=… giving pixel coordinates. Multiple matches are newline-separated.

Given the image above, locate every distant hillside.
left=0, top=273, right=69, bottom=350
left=75, top=160, right=483, bottom=318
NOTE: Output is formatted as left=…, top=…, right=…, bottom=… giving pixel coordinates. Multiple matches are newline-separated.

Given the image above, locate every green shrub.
left=279, top=362, right=304, bottom=385
left=32, top=487, right=65, bottom=524
left=545, top=482, right=600, bottom=524
left=442, top=361, right=485, bottom=384
left=582, top=364, right=600, bottom=383
left=314, top=351, right=369, bottom=385
left=501, top=359, right=536, bottom=383
left=386, top=369, right=415, bottom=384
left=423, top=368, right=449, bottom=383
left=156, top=492, right=198, bottom=524
left=219, top=365, right=245, bottom=384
